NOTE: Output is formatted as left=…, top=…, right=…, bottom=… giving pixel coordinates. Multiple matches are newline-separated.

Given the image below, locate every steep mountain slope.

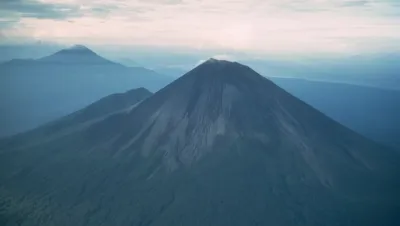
left=155, top=66, right=400, bottom=148
left=0, top=45, right=172, bottom=137
left=1, top=59, right=399, bottom=226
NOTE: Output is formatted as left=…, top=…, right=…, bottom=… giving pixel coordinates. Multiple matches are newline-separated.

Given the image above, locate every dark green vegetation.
left=1, top=59, right=399, bottom=226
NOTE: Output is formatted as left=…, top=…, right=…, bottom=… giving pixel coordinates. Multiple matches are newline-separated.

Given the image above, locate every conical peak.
left=193, top=58, right=245, bottom=74
left=200, top=58, right=243, bottom=68
left=56, top=44, right=96, bottom=55
left=185, top=57, right=269, bottom=90
left=47, top=45, right=97, bottom=56
left=67, top=44, right=90, bottom=51
left=39, top=44, right=113, bottom=64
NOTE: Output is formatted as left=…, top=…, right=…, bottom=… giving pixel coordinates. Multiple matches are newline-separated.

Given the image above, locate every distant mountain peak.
left=57, top=44, right=96, bottom=55
left=38, top=45, right=115, bottom=65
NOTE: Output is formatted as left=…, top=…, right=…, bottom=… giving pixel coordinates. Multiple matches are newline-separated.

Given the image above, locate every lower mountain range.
left=1, top=59, right=399, bottom=226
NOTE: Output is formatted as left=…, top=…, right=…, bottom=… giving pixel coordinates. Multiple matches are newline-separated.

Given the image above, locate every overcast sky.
left=1, top=0, right=399, bottom=54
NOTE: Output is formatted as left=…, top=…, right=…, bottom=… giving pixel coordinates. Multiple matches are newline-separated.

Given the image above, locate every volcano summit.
left=1, top=59, right=399, bottom=226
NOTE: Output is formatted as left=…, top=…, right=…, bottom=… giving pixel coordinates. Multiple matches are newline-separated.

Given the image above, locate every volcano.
left=38, top=44, right=116, bottom=65
left=1, top=59, right=399, bottom=226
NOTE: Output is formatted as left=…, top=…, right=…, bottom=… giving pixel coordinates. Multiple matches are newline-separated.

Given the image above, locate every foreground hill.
left=1, top=59, right=399, bottom=226
left=2, top=87, right=152, bottom=145
left=0, top=45, right=171, bottom=137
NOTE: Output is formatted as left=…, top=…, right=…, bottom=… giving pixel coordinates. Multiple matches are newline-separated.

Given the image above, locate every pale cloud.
left=195, top=54, right=235, bottom=66
left=1, top=0, right=399, bottom=54
left=212, top=54, right=236, bottom=61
